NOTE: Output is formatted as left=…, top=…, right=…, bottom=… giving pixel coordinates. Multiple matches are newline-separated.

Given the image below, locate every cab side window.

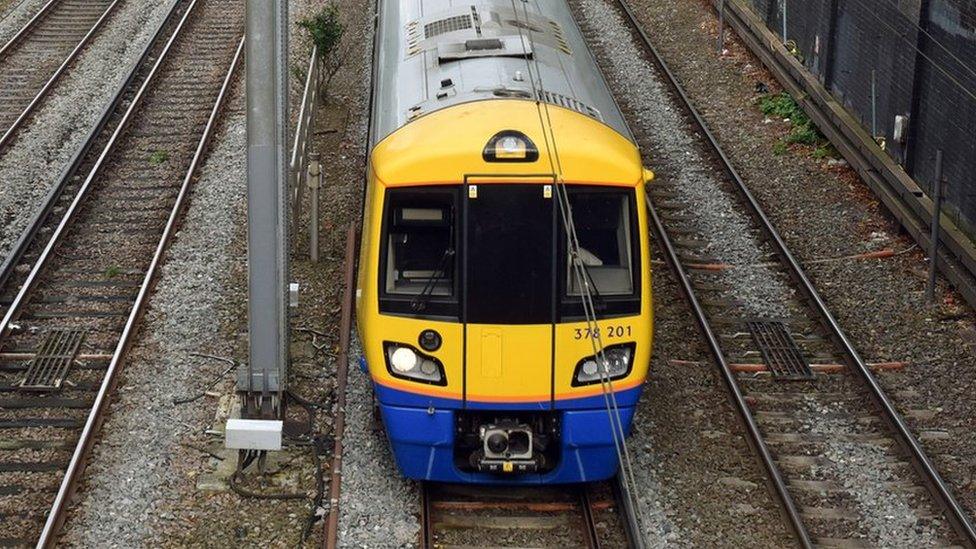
left=383, top=189, right=457, bottom=298
left=566, top=191, right=635, bottom=297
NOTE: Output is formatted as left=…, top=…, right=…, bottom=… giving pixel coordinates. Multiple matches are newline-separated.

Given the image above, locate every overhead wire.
left=509, top=1, right=646, bottom=538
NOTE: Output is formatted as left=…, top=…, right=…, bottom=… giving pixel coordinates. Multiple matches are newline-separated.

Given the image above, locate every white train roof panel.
left=370, top=0, right=635, bottom=147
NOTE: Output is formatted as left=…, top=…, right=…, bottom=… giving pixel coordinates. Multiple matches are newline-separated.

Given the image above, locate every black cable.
left=287, top=388, right=331, bottom=410
left=172, top=354, right=238, bottom=405
left=229, top=469, right=308, bottom=501
left=300, top=434, right=328, bottom=544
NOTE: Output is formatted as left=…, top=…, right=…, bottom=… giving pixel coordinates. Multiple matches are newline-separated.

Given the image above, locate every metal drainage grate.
left=746, top=320, right=815, bottom=381
left=21, top=329, right=86, bottom=392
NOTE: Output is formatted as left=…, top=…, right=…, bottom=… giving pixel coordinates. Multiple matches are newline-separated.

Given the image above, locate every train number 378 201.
left=573, top=325, right=632, bottom=340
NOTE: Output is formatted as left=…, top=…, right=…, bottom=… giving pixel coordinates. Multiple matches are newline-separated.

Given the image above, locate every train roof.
left=369, top=0, right=635, bottom=147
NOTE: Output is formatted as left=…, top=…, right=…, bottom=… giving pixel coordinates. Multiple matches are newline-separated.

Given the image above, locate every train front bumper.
left=374, top=383, right=641, bottom=485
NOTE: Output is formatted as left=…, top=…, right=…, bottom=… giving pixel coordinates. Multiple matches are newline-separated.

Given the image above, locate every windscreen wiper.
left=411, top=247, right=455, bottom=312
left=573, top=252, right=607, bottom=312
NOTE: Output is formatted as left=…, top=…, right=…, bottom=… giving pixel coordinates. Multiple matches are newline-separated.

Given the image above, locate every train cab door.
left=462, top=181, right=555, bottom=408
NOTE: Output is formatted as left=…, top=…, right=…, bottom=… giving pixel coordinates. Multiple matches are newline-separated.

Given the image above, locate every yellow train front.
left=356, top=0, right=653, bottom=484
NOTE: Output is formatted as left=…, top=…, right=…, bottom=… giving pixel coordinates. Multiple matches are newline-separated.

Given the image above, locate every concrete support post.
left=242, top=0, right=289, bottom=417
left=822, top=0, right=841, bottom=89
left=904, top=0, right=933, bottom=175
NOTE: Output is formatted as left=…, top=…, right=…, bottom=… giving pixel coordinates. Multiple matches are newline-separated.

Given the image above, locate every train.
left=355, top=0, right=654, bottom=484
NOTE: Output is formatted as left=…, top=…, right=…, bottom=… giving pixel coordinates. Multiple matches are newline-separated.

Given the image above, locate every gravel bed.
left=59, top=88, right=250, bottom=547
left=571, top=0, right=964, bottom=544
left=338, top=336, right=419, bottom=548
left=0, top=0, right=176, bottom=264
left=61, top=0, right=381, bottom=545
left=326, top=0, right=429, bottom=545
left=628, top=0, right=976, bottom=523
left=628, top=264, right=794, bottom=547
left=800, top=395, right=944, bottom=547
left=0, top=0, right=48, bottom=46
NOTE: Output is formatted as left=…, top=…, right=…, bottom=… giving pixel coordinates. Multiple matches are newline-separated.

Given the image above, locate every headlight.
left=390, top=347, right=418, bottom=372
left=572, top=343, right=635, bottom=387
left=384, top=342, right=447, bottom=386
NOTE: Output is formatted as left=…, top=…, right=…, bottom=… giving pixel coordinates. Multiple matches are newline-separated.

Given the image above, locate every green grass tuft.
left=786, top=122, right=820, bottom=145
left=149, top=150, right=169, bottom=165
left=759, top=92, right=831, bottom=158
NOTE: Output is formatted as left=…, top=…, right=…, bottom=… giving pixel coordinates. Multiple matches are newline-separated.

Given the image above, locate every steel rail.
left=0, top=0, right=122, bottom=151
left=420, top=482, right=633, bottom=547
left=613, top=474, right=646, bottom=549
left=20, top=0, right=240, bottom=543
left=323, top=223, right=357, bottom=549
left=615, top=0, right=976, bottom=545
left=643, top=194, right=812, bottom=548
left=0, top=0, right=184, bottom=293
left=36, top=28, right=244, bottom=548
left=0, top=0, right=200, bottom=341
left=604, top=1, right=809, bottom=545
left=0, top=0, right=57, bottom=59
left=419, top=482, right=433, bottom=549
left=578, top=485, right=601, bottom=549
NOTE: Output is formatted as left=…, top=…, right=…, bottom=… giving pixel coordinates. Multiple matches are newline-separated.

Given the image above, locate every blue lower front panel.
left=375, top=384, right=639, bottom=484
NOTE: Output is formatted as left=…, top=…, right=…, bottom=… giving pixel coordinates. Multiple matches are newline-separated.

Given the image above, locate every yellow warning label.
left=468, top=185, right=478, bottom=199
left=543, top=185, right=552, bottom=199
left=503, top=461, right=514, bottom=473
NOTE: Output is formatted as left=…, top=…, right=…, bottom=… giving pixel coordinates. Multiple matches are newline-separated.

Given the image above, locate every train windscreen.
left=464, top=184, right=554, bottom=325
left=378, top=184, right=638, bottom=321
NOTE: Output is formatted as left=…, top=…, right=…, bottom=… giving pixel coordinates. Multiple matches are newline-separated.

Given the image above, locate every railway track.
left=591, top=0, right=976, bottom=546
left=0, top=0, right=244, bottom=543
left=0, top=0, right=120, bottom=151
left=421, top=479, right=638, bottom=548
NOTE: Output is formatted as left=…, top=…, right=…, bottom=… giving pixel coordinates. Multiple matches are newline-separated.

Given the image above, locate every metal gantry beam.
left=242, top=0, right=289, bottom=418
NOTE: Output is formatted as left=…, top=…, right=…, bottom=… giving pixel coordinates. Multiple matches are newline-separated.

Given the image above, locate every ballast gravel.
left=570, top=0, right=793, bottom=546
left=338, top=337, right=420, bottom=548
left=0, top=0, right=176, bottom=263
left=0, top=0, right=49, bottom=46
left=573, top=0, right=950, bottom=545
left=59, top=95, right=249, bottom=548
left=331, top=0, right=428, bottom=545
left=801, top=395, right=945, bottom=547
left=57, top=0, right=385, bottom=546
